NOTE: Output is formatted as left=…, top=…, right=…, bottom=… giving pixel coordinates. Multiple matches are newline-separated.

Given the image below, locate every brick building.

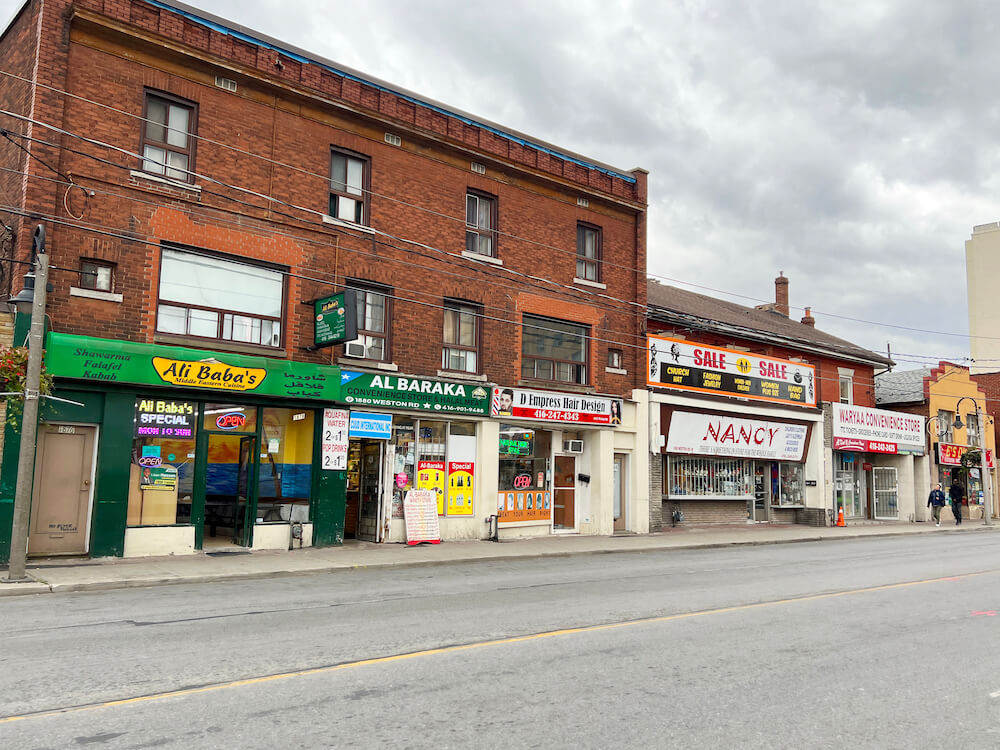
left=645, top=276, right=920, bottom=528
left=0, top=0, right=648, bottom=561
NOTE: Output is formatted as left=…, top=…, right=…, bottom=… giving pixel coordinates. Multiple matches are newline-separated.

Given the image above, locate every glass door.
left=357, top=441, right=384, bottom=542
left=553, top=455, right=576, bottom=530
left=835, top=453, right=861, bottom=518
left=873, top=467, right=898, bottom=519
left=751, top=462, right=771, bottom=521
left=198, top=404, right=259, bottom=549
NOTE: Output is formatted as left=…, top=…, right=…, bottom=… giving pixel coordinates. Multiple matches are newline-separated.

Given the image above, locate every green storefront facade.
left=0, top=331, right=348, bottom=563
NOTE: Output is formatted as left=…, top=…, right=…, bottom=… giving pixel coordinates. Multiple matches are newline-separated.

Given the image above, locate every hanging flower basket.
left=0, top=345, right=54, bottom=427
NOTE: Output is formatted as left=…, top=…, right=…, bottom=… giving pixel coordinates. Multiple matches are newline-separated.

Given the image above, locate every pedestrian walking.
left=928, top=483, right=946, bottom=526
left=949, top=481, right=966, bottom=525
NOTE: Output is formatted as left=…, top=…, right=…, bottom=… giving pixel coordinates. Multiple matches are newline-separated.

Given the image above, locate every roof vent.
left=214, top=76, right=237, bottom=92
left=384, top=133, right=401, bottom=147
left=471, top=162, right=486, bottom=174
left=577, top=197, right=589, bottom=208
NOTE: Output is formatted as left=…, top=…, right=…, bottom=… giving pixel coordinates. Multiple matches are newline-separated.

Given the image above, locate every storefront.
left=935, top=442, right=995, bottom=520
left=829, top=403, right=923, bottom=521
left=648, top=335, right=824, bottom=525
left=492, top=386, right=634, bottom=537
left=25, top=333, right=344, bottom=558
left=338, top=371, right=491, bottom=542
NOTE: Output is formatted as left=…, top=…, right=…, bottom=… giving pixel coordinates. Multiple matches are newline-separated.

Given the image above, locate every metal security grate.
left=873, top=466, right=898, bottom=519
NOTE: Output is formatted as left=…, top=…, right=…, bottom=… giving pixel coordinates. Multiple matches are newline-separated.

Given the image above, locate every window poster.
left=417, top=460, right=446, bottom=515
left=496, top=491, right=551, bottom=524
left=447, top=462, right=475, bottom=515
left=139, top=464, right=178, bottom=491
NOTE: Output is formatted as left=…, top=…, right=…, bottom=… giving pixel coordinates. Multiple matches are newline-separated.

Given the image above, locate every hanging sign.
left=403, top=489, right=441, bottom=545
left=447, top=462, right=475, bottom=515
left=341, top=371, right=490, bottom=415
left=491, top=387, right=620, bottom=425
left=647, top=334, right=816, bottom=408
left=313, top=290, right=358, bottom=348
left=321, top=408, right=349, bottom=471
left=666, top=411, right=808, bottom=461
left=134, top=398, right=196, bottom=439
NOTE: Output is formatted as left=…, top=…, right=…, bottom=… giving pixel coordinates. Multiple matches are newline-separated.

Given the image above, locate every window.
left=156, top=248, right=284, bottom=347
left=521, top=314, right=588, bottom=384
left=80, top=260, right=114, bottom=292
left=465, top=191, right=497, bottom=257
left=607, top=349, right=623, bottom=370
left=141, top=91, right=196, bottom=182
left=838, top=375, right=853, bottom=404
left=442, top=301, right=480, bottom=373
left=329, top=149, right=369, bottom=225
left=345, top=285, right=389, bottom=361
left=966, top=413, right=980, bottom=447
left=937, top=410, right=954, bottom=443
left=576, top=223, right=601, bottom=281
left=667, top=456, right=753, bottom=497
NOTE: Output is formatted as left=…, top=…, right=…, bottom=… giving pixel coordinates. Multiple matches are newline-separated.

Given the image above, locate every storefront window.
left=498, top=425, right=551, bottom=521
left=256, top=409, right=314, bottom=523
left=390, top=419, right=416, bottom=519
left=203, top=403, right=257, bottom=433
left=667, top=457, right=753, bottom=498
left=128, top=397, right=197, bottom=526
left=777, top=463, right=804, bottom=506
left=389, top=418, right=477, bottom=518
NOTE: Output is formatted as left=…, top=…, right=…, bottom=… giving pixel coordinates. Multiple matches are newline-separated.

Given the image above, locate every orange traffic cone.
left=836, top=506, right=846, bottom=527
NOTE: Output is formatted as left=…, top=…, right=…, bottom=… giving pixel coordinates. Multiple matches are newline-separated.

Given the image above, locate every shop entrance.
left=553, top=455, right=576, bottom=530
left=198, top=404, right=259, bottom=549
left=750, top=462, right=770, bottom=522
left=346, top=439, right=385, bottom=541
left=28, top=424, right=97, bottom=556
left=613, top=453, right=627, bottom=532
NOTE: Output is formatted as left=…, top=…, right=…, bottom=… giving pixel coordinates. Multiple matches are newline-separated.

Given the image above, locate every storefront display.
left=498, top=425, right=552, bottom=523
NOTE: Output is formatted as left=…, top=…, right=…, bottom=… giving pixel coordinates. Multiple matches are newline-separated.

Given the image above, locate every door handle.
left=83, top=479, right=90, bottom=486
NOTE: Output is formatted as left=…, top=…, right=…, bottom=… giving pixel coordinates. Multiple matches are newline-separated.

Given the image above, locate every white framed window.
left=345, top=285, right=389, bottom=361
left=330, top=149, right=369, bottom=225
left=465, top=191, right=497, bottom=257
left=442, top=301, right=480, bottom=374
left=141, top=91, right=196, bottom=183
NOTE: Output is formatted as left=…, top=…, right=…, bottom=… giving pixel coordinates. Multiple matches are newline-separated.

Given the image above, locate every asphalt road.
left=2, top=533, right=1000, bottom=749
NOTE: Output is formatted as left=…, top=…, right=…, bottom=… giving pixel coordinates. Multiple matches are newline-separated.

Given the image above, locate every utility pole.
left=978, top=404, right=993, bottom=526
left=4, top=225, right=48, bottom=582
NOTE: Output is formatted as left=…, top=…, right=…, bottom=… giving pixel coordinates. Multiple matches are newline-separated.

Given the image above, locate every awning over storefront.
left=44, top=333, right=340, bottom=401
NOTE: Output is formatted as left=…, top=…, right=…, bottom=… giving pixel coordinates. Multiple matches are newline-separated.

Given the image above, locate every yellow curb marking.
left=1, top=569, right=994, bottom=725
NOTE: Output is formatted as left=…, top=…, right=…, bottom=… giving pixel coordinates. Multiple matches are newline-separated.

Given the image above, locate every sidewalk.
left=2, top=521, right=996, bottom=598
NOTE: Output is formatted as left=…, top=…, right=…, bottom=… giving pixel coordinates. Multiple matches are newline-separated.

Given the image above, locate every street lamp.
left=953, top=397, right=993, bottom=527
left=3, top=225, right=48, bottom=583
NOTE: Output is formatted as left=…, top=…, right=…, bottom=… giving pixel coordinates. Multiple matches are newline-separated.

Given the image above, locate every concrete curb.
left=2, top=524, right=995, bottom=597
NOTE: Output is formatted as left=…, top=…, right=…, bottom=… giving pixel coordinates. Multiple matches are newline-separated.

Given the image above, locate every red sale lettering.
left=694, top=349, right=726, bottom=369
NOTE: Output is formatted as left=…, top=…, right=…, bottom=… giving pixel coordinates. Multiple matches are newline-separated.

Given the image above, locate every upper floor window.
left=838, top=375, right=852, bottom=404
left=330, top=149, right=369, bottom=225
left=576, top=223, right=601, bottom=282
left=141, top=91, right=196, bottom=183
left=442, top=301, right=480, bottom=374
left=966, top=413, right=981, bottom=447
left=521, top=314, right=588, bottom=384
left=345, top=284, right=389, bottom=361
left=80, top=260, right=114, bottom=293
left=156, top=247, right=283, bottom=348
left=607, top=348, right=623, bottom=370
left=937, top=410, right=954, bottom=443
left=466, top=191, right=497, bottom=257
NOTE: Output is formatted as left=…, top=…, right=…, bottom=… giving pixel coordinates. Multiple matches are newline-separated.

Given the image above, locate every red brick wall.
left=15, top=0, right=647, bottom=399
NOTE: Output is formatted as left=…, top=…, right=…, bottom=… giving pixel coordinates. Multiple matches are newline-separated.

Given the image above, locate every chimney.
left=800, top=306, right=815, bottom=327
left=774, top=272, right=789, bottom=317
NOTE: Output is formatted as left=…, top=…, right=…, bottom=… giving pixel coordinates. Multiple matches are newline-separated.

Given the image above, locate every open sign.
left=216, top=412, right=247, bottom=430
left=137, top=456, right=162, bottom=467
left=513, top=474, right=532, bottom=489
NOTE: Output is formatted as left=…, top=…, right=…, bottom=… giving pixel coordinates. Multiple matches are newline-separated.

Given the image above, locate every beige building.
left=966, top=222, right=1000, bottom=374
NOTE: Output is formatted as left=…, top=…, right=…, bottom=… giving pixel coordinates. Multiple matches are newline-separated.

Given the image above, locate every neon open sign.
left=216, top=412, right=247, bottom=430
left=513, top=474, right=532, bottom=489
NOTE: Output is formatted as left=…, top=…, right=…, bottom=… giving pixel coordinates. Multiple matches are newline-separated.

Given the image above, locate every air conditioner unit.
left=563, top=439, right=584, bottom=454
left=345, top=341, right=366, bottom=358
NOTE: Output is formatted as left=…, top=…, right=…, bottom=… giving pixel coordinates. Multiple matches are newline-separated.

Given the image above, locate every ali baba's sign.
left=648, top=334, right=816, bottom=408
left=340, top=371, right=490, bottom=415
left=44, top=332, right=340, bottom=400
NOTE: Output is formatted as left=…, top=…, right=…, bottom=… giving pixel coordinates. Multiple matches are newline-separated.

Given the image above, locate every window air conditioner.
left=563, top=439, right=584, bottom=454
left=345, top=341, right=366, bottom=358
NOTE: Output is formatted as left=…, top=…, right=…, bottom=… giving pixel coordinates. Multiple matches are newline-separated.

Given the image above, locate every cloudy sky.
left=3, top=0, right=998, bottom=369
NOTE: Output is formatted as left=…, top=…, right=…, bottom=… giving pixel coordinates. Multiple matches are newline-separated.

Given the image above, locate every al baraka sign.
left=666, top=411, right=808, bottom=461
left=647, top=334, right=816, bottom=408
left=831, top=403, right=923, bottom=455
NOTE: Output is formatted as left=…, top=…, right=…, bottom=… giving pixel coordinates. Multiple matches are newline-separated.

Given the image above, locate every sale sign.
left=417, top=461, right=446, bottom=515
left=447, top=462, right=475, bottom=515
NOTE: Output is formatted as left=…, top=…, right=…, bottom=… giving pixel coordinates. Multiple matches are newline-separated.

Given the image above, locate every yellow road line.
left=1, top=569, right=994, bottom=725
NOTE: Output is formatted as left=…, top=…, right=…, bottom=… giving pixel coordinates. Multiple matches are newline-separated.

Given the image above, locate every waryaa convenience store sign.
left=832, top=403, right=924, bottom=454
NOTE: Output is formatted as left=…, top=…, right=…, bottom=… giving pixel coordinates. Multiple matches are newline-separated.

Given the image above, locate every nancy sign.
left=648, top=334, right=816, bottom=408
left=666, top=411, right=808, bottom=461
left=831, top=403, right=924, bottom=455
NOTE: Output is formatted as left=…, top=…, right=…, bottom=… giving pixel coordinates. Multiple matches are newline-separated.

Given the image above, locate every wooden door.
left=553, top=455, right=576, bottom=529
left=28, top=424, right=96, bottom=556
left=613, top=454, right=627, bottom=531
